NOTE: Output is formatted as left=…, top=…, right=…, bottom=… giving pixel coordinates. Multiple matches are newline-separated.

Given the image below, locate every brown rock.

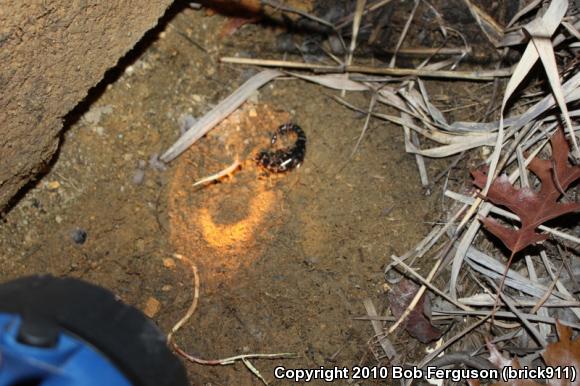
left=0, top=1, right=173, bottom=212
left=143, top=296, right=161, bottom=318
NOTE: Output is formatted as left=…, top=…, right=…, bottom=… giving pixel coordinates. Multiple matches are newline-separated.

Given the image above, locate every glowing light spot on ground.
left=197, top=189, right=275, bottom=251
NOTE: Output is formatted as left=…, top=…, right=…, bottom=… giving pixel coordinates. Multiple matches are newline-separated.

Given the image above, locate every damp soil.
left=0, top=5, right=493, bottom=385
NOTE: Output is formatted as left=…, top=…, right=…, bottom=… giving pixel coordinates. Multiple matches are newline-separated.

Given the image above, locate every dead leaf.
left=473, top=128, right=580, bottom=254
left=484, top=341, right=543, bottom=386
left=470, top=321, right=580, bottom=386
left=388, top=279, right=441, bottom=343
left=219, top=16, right=262, bottom=37
left=205, top=0, right=262, bottom=15
left=543, top=322, right=580, bottom=386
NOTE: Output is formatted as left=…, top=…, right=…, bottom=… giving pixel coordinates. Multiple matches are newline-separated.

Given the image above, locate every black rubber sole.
left=0, top=275, right=189, bottom=386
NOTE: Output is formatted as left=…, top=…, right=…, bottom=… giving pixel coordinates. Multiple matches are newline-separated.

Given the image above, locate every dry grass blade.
left=347, top=0, right=366, bottom=68
left=362, top=298, right=397, bottom=359
left=418, top=315, right=492, bottom=368
left=539, top=250, right=580, bottom=319
left=459, top=293, right=580, bottom=308
left=524, top=3, right=579, bottom=158
left=485, top=278, right=548, bottom=347
left=485, top=0, right=575, bottom=196
left=529, top=262, right=562, bottom=314
left=464, top=247, right=574, bottom=302
left=506, top=0, right=541, bottom=28
left=333, top=95, right=498, bottom=157
left=286, top=72, right=368, bottom=91
left=432, top=309, right=580, bottom=330
left=220, top=57, right=512, bottom=80
left=389, top=0, right=420, bottom=67
left=387, top=258, right=443, bottom=334
left=161, top=70, right=282, bottom=162
left=351, top=92, right=377, bottom=157
left=462, top=0, right=504, bottom=46
left=449, top=72, right=580, bottom=133
left=390, top=255, right=470, bottom=311
left=261, top=0, right=345, bottom=52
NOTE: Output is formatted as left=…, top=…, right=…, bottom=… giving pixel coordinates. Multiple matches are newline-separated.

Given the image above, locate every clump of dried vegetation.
left=165, top=0, right=579, bottom=383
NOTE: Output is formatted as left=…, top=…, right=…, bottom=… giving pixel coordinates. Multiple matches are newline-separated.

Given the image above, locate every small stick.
left=351, top=92, right=377, bottom=157
left=389, top=0, right=420, bottom=67
left=192, top=159, right=241, bottom=187
left=486, top=278, right=547, bottom=347
left=384, top=47, right=470, bottom=56
left=390, top=255, right=517, bottom=330
left=530, top=264, right=563, bottom=314
left=168, top=253, right=295, bottom=384
left=433, top=309, right=580, bottom=330
left=388, top=257, right=443, bottom=334
left=363, top=298, right=397, bottom=359
left=390, top=255, right=471, bottom=312
left=260, top=0, right=347, bottom=53
left=418, top=314, right=492, bottom=368
left=346, top=0, right=366, bottom=67
left=220, top=57, right=512, bottom=81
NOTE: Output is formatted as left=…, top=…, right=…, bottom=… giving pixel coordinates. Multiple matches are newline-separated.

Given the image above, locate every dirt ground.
left=0, top=4, right=492, bottom=385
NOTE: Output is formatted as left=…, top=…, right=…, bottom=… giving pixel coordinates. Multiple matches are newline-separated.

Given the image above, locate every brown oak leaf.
left=543, top=322, right=580, bottom=386
left=468, top=322, right=580, bottom=386
left=388, top=279, right=441, bottom=343
left=472, top=128, right=580, bottom=254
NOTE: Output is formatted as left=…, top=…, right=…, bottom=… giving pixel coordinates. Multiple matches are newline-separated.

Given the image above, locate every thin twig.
left=168, top=253, right=295, bottom=384
left=192, top=159, right=241, bottom=187
left=433, top=309, right=580, bottom=330
left=388, top=258, right=443, bottom=334
left=486, top=278, right=547, bottom=347
left=389, top=0, right=420, bottom=67
left=390, top=255, right=470, bottom=311
left=418, top=314, right=492, bottom=368
left=261, top=0, right=347, bottom=53
left=220, top=57, right=512, bottom=80
left=351, top=92, right=377, bottom=157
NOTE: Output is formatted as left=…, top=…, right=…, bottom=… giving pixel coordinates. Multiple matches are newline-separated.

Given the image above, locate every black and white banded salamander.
left=256, top=123, right=306, bottom=173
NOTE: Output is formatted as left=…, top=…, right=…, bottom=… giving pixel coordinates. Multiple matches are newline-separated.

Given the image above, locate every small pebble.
left=83, top=105, right=113, bottom=125
left=46, top=181, right=60, bottom=190
left=178, top=113, right=197, bottom=134
left=163, top=258, right=176, bottom=269
left=149, top=153, right=167, bottom=171
left=71, top=228, right=88, bottom=245
left=55, top=215, right=63, bottom=224
left=143, top=297, right=161, bottom=318
left=135, top=239, right=145, bottom=252
left=132, top=169, right=145, bottom=185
